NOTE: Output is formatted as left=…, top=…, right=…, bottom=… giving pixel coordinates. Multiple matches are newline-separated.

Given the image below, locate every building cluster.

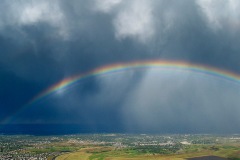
left=1, top=134, right=239, bottom=160
left=0, top=137, right=60, bottom=160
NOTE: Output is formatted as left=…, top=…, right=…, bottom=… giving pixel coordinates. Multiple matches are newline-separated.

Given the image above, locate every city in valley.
left=0, top=134, right=240, bottom=160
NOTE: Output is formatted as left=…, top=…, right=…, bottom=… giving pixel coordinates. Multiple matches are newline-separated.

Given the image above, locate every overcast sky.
left=1, top=0, right=240, bottom=133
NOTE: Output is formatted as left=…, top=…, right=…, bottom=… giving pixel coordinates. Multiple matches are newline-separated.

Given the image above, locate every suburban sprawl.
left=0, top=134, right=240, bottom=160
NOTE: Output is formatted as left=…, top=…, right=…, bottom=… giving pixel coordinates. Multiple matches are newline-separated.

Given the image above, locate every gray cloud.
left=1, top=0, right=240, bottom=133
left=93, top=0, right=122, bottom=13
left=0, top=0, right=67, bottom=38
left=196, top=0, right=240, bottom=31
left=1, top=0, right=240, bottom=81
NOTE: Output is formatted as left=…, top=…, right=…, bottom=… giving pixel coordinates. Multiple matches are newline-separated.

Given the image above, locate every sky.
left=1, top=0, right=240, bottom=133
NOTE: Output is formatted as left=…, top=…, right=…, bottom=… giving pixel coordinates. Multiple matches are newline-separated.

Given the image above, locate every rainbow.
left=2, top=60, right=240, bottom=124
left=29, top=60, right=240, bottom=105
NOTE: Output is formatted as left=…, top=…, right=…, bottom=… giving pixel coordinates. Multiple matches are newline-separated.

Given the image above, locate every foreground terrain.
left=0, top=134, right=239, bottom=160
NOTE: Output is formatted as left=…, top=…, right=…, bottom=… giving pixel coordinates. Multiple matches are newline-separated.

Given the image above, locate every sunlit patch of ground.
left=54, top=143, right=240, bottom=160
left=55, top=149, right=91, bottom=160
left=54, top=147, right=232, bottom=160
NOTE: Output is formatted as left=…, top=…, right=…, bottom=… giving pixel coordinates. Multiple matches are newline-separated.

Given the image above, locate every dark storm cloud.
left=1, top=0, right=240, bottom=133
left=1, top=0, right=240, bottom=80
left=0, top=0, right=151, bottom=80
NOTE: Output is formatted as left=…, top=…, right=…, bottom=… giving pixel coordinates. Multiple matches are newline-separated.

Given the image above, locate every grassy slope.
left=56, top=150, right=91, bottom=160
left=55, top=145, right=240, bottom=160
